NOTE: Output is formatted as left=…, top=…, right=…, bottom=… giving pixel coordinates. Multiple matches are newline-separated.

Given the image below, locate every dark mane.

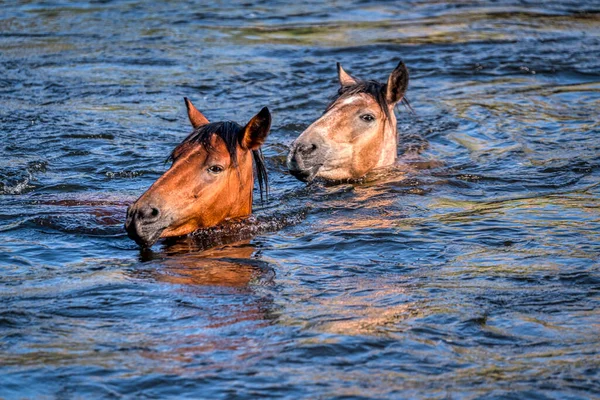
left=169, top=121, right=268, bottom=202
left=325, top=80, right=392, bottom=121
left=325, top=79, right=413, bottom=118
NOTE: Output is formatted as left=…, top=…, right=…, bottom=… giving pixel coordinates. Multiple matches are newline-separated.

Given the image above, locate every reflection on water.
left=1, top=0, right=599, bottom=398
left=136, top=240, right=275, bottom=288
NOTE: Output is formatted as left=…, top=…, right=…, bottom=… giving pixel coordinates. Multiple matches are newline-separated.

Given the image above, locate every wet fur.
left=288, top=61, right=410, bottom=182
left=170, top=122, right=268, bottom=201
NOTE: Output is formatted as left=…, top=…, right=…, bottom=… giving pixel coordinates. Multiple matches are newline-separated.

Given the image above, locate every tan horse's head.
left=287, top=61, right=409, bottom=182
left=125, top=98, right=271, bottom=248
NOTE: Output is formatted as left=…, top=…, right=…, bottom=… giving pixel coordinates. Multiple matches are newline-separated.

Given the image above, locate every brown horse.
left=287, top=61, right=410, bottom=182
left=125, top=98, right=271, bottom=248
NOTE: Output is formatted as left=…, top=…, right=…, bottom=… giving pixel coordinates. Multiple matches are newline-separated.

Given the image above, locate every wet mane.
left=169, top=121, right=268, bottom=202
left=326, top=79, right=393, bottom=121
left=325, top=78, right=413, bottom=120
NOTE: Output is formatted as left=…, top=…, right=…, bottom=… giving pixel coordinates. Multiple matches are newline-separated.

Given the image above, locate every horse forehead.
left=207, top=134, right=231, bottom=153
left=171, top=143, right=209, bottom=167
left=319, top=94, right=381, bottom=125
left=331, top=93, right=379, bottom=113
left=175, top=134, right=231, bottom=162
left=338, top=94, right=367, bottom=106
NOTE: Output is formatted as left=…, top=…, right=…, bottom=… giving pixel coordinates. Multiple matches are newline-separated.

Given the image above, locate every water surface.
left=1, top=1, right=599, bottom=398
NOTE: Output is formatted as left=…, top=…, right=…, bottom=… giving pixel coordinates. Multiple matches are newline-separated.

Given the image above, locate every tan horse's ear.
left=384, top=60, right=409, bottom=105
left=184, top=97, right=209, bottom=129
left=241, top=107, right=271, bottom=150
left=337, top=62, right=357, bottom=86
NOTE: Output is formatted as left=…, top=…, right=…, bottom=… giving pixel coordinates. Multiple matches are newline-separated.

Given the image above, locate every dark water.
left=1, top=1, right=600, bottom=398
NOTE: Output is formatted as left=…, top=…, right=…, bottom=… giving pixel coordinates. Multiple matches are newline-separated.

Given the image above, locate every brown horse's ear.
left=384, top=60, right=409, bottom=105
left=337, top=62, right=357, bottom=86
left=184, top=97, right=209, bottom=129
left=241, top=107, right=271, bottom=150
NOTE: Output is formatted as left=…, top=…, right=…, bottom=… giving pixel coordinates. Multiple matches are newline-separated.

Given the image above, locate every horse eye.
left=207, top=165, right=224, bottom=174
left=360, top=114, right=375, bottom=122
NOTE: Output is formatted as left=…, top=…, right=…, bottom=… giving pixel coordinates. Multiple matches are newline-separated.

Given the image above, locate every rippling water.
left=1, top=1, right=599, bottom=398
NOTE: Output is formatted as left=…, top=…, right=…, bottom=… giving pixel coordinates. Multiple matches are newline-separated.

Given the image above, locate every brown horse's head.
left=287, top=61, right=409, bottom=182
left=125, top=98, right=271, bottom=248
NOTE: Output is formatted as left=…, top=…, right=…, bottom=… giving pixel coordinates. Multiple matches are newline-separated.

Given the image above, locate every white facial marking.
left=338, top=95, right=363, bottom=106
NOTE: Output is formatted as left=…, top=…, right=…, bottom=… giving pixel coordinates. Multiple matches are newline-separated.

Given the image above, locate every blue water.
left=1, top=1, right=599, bottom=398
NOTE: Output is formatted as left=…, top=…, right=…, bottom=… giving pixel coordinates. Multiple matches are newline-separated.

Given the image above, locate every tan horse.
left=287, top=61, right=409, bottom=182
left=125, top=98, right=271, bottom=248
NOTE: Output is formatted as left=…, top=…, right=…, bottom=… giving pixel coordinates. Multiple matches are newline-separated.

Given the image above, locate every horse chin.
left=141, top=230, right=163, bottom=249
left=125, top=221, right=166, bottom=249
left=289, top=164, right=322, bottom=182
left=305, top=164, right=355, bottom=182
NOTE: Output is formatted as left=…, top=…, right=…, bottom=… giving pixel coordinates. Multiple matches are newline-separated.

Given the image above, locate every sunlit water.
left=1, top=1, right=599, bottom=398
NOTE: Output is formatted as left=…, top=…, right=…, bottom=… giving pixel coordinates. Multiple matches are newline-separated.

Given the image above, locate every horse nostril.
left=298, top=143, right=318, bottom=156
left=135, top=205, right=161, bottom=222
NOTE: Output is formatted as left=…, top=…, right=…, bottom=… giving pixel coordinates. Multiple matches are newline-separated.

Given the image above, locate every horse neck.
left=229, top=150, right=255, bottom=219
left=375, top=111, right=398, bottom=168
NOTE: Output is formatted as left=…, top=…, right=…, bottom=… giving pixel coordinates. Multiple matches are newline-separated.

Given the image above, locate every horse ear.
left=384, top=60, right=409, bottom=105
left=184, top=97, right=209, bottom=128
left=337, top=62, right=357, bottom=86
left=241, top=107, right=271, bottom=150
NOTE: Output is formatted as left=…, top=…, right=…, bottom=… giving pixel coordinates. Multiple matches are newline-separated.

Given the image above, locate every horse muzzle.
left=287, top=140, right=325, bottom=182
left=125, top=203, right=168, bottom=248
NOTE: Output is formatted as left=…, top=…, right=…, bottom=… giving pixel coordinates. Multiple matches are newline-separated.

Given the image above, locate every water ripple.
left=1, top=0, right=599, bottom=398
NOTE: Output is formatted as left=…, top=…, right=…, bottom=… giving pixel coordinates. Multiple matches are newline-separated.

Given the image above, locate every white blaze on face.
left=338, top=95, right=363, bottom=107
